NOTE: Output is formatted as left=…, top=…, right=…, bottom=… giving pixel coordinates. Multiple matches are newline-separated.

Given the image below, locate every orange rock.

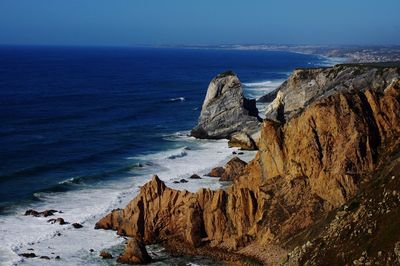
left=220, top=157, right=247, bottom=181
left=96, top=78, right=400, bottom=264
left=117, top=238, right=151, bottom=264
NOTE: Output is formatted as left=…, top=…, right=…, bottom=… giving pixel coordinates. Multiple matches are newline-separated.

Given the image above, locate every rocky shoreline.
left=95, top=63, right=400, bottom=265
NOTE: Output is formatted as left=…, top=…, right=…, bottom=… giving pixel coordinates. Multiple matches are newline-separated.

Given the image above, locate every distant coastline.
left=157, top=44, right=400, bottom=64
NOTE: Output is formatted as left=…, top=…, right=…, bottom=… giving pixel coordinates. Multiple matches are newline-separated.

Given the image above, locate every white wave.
left=242, top=79, right=284, bottom=102
left=243, top=79, right=284, bottom=88
left=168, top=97, right=186, bottom=102
left=167, top=150, right=187, bottom=159
left=0, top=135, right=257, bottom=265
left=58, top=177, right=79, bottom=185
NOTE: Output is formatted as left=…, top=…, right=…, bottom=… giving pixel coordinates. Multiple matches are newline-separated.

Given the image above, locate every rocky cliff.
left=96, top=65, right=400, bottom=265
left=262, top=64, right=400, bottom=122
left=190, top=71, right=261, bottom=147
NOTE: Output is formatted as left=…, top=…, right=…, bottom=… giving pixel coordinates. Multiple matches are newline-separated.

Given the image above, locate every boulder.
left=24, top=209, right=58, bottom=217
left=207, top=167, right=225, bottom=177
left=72, top=223, right=83, bottom=229
left=220, top=157, right=247, bottom=181
left=47, top=218, right=66, bottom=225
left=99, top=251, right=113, bottom=259
left=191, top=71, right=261, bottom=141
left=19, top=253, right=36, bottom=258
left=117, top=238, right=151, bottom=264
left=189, top=174, right=201, bottom=179
left=228, top=132, right=256, bottom=150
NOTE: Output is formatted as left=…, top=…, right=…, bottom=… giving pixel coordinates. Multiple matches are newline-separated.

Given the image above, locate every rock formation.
left=96, top=65, right=400, bottom=265
left=219, top=156, right=247, bottom=181
left=228, top=132, right=257, bottom=150
left=262, top=64, right=400, bottom=122
left=117, top=238, right=151, bottom=264
left=191, top=71, right=261, bottom=148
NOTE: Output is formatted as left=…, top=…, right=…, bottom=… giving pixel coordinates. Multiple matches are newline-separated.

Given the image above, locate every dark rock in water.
left=57, top=232, right=62, bottom=236
left=25, top=209, right=58, bottom=217
left=40, top=256, right=50, bottom=260
left=172, top=181, right=180, bottom=184
left=189, top=174, right=201, bottom=179
left=228, top=132, right=257, bottom=150
left=180, top=179, right=188, bottom=183
left=220, top=157, right=247, bottom=181
left=191, top=71, right=261, bottom=144
left=100, top=251, right=113, bottom=259
left=41, top=210, right=58, bottom=217
left=19, top=253, right=36, bottom=258
left=238, top=152, right=244, bottom=155
left=117, top=238, right=151, bottom=264
left=24, top=209, right=39, bottom=217
left=232, top=151, right=237, bottom=155
left=207, top=167, right=225, bottom=177
left=57, top=218, right=66, bottom=225
left=47, top=217, right=66, bottom=225
left=89, top=249, right=94, bottom=253
left=55, top=256, right=61, bottom=260
left=72, top=223, right=83, bottom=229
left=27, top=248, right=34, bottom=251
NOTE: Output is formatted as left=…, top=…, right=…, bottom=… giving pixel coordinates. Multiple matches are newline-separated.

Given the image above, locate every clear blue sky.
left=0, top=0, right=399, bottom=46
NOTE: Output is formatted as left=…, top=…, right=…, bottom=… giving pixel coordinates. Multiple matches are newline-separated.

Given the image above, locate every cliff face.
left=96, top=66, right=400, bottom=265
left=263, top=64, right=400, bottom=122
left=191, top=71, right=261, bottom=145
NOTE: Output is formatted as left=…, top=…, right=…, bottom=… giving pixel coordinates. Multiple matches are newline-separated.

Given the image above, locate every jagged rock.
left=191, top=71, right=261, bottom=142
left=228, top=132, right=257, bottom=150
left=39, top=256, right=50, bottom=260
left=220, top=157, right=247, bottom=181
left=207, top=167, right=225, bottom=177
left=117, top=238, right=151, bottom=264
left=180, top=179, right=188, bottom=183
left=264, top=64, right=400, bottom=122
left=99, top=251, right=113, bottom=259
left=96, top=67, right=400, bottom=265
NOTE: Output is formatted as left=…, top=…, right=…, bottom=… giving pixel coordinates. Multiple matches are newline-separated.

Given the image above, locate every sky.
left=0, top=0, right=399, bottom=47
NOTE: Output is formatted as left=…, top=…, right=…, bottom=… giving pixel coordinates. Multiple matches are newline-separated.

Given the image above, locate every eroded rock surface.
left=263, top=64, right=400, bottom=122
left=191, top=71, right=261, bottom=144
left=117, top=238, right=151, bottom=264
left=96, top=67, right=400, bottom=264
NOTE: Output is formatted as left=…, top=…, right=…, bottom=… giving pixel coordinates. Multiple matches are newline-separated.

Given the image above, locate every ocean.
left=0, top=46, right=330, bottom=265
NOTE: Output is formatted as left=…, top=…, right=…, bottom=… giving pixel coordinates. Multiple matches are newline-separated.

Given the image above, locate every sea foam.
left=0, top=134, right=255, bottom=265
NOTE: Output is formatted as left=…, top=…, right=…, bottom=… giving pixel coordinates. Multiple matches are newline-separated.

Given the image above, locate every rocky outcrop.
left=117, top=238, right=151, bottom=264
left=228, top=132, right=257, bottom=150
left=191, top=71, right=261, bottom=146
left=206, top=167, right=225, bottom=177
left=263, top=64, right=400, bottom=122
left=96, top=66, right=400, bottom=264
left=219, top=157, right=247, bottom=181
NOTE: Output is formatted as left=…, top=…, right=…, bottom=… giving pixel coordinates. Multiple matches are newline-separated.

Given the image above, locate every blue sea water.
left=0, top=46, right=328, bottom=265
